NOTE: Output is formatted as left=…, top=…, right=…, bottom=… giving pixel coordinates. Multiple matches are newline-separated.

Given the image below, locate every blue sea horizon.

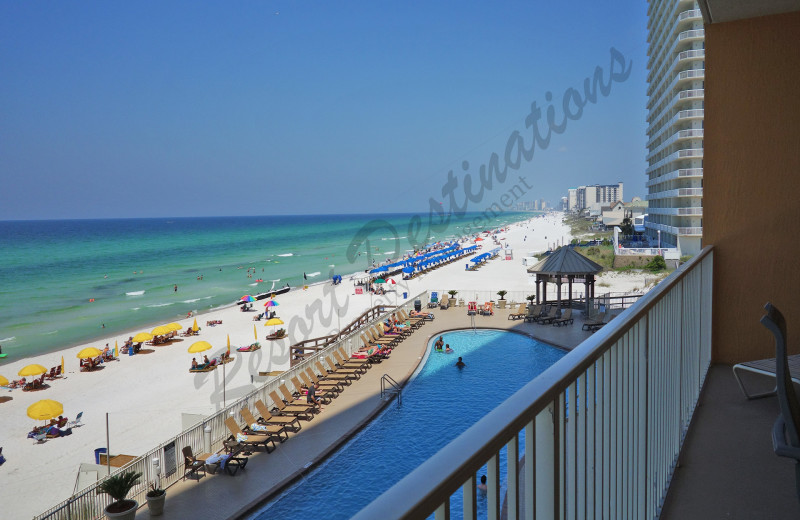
left=0, top=211, right=533, bottom=360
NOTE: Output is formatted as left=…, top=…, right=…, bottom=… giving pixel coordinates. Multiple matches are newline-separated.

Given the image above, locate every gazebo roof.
left=527, top=246, right=603, bottom=276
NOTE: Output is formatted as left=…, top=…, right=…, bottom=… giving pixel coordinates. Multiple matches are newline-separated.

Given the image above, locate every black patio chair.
left=761, top=302, right=800, bottom=503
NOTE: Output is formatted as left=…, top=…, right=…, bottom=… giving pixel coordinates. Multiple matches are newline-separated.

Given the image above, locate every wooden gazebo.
left=526, top=247, right=603, bottom=313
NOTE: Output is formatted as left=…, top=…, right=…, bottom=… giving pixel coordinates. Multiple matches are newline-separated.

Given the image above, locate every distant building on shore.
left=566, top=182, right=624, bottom=216
left=644, top=0, right=705, bottom=255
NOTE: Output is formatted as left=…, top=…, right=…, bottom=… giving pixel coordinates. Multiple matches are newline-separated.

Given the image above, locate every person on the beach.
left=191, top=358, right=198, bottom=369
left=455, top=357, right=466, bottom=368
left=174, top=284, right=178, bottom=292
left=203, top=355, right=210, bottom=365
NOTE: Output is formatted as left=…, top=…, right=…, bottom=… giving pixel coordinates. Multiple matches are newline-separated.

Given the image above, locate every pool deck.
left=136, top=305, right=593, bottom=519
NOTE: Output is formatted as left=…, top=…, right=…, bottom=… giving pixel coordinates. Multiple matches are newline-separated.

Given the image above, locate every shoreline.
left=0, top=213, right=536, bottom=363
left=0, top=213, right=593, bottom=519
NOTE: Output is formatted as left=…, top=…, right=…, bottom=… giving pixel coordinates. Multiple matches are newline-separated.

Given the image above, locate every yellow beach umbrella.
left=18, top=364, right=48, bottom=377
left=192, top=318, right=199, bottom=332
left=253, top=324, right=258, bottom=341
left=132, top=332, right=153, bottom=343
left=151, top=325, right=172, bottom=336
left=188, top=341, right=212, bottom=354
left=76, top=347, right=102, bottom=359
left=166, top=322, right=183, bottom=332
left=27, top=399, right=63, bottom=421
left=264, top=318, right=284, bottom=326
left=114, top=341, right=119, bottom=358
left=0, top=375, right=8, bottom=386
left=61, top=356, right=65, bottom=374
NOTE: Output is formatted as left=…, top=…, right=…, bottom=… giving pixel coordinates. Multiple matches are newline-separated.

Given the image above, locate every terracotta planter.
left=104, top=499, right=137, bottom=520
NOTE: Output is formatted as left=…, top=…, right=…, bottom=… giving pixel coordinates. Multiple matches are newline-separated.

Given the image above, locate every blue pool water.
left=249, top=329, right=566, bottom=519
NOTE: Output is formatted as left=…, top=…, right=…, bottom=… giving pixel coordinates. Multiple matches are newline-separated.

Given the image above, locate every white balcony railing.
left=646, top=187, right=703, bottom=201
left=647, top=110, right=704, bottom=148
left=647, top=148, right=704, bottom=175
left=647, top=206, right=703, bottom=216
left=647, top=68, right=705, bottom=112
left=647, top=128, right=704, bottom=162
left=354, top=248, right=714, bottom=520
left=646, top=222, right=704, bottom=236
left=648, top=89, right=705, bottom=136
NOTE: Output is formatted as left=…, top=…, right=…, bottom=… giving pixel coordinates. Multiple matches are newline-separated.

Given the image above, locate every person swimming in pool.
left=434, top=336, right=444, bottom=350
left=455, top=357, right=465, bottom=368
left=445, top=345, right=454, bottom=353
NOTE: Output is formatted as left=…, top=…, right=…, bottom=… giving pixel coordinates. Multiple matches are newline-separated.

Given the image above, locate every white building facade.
left=645, top=0, right=704, bottom=255
left=572, top=183, right=624, bottom=214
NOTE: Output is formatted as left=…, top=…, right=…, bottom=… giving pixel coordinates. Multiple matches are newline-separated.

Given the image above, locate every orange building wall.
left=704, top=11, right=800, bottom=364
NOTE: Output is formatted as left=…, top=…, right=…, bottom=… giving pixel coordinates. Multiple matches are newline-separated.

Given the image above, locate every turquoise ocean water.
left=0, top=212, right=530, bottom=360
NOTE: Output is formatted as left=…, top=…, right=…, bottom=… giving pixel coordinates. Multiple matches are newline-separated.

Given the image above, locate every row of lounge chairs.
left=507, top=304, right=582, bottom=327
left=183, top=308, right=432, bottom=480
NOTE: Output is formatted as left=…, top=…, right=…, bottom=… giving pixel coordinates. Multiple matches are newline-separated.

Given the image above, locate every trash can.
left=414, top=299, right=421, bottom=312
left=95, top=448, right=107, bottom=465
left=403, top=292, right=407, bottom=300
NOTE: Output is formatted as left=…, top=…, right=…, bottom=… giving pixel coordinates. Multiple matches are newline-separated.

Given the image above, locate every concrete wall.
left=704, top=12, right=800, bottom=364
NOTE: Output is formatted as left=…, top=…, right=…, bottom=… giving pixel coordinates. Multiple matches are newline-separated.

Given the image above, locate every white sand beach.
left=0, top=213, right=649, bottom=518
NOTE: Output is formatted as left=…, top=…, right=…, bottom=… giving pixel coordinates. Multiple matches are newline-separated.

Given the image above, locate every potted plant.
left=448, top=290, right=458, bottom=298
left=99, top=470, right=141, bottom=520
left=145, top=482, right=166, bottom=516
left=497, top=290, right=507, bottom=300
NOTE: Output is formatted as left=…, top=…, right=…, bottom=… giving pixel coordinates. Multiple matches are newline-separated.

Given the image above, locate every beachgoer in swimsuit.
left=434, top=336, right=444, bottom=350
left=455, top=357, right=466, bottom=368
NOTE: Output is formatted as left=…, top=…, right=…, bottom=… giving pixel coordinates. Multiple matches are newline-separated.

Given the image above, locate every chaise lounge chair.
left=523, top=304, right=544, bottom=323
left=299, top=371, right=340, bottom=399
left=333, top=350, right=369, bottom=373
left=269, top=390, right=316, bottom=421
left=760, top=302, right=800, bottom=503
left=305, top=367, right=346, bottom=393
left=68, top=412, right=84, bottom=428
left=324, top=356, right=362, bottom=381
left=552, top=308, right=574, bottom=327
left=240, top=407, right=288, bottom=442
left=254, top=399, right=302, bottom=432
left=536, top=306, right=560, bottom=325
left=733, top=349, right=800, bottom=400
left=508, top=304, right=527, bottom=320
left=314, top=361, right=355, bottom=385
left=439, top=294, right=450, bottom=310
left=581, top=311, right=608, bottom=331
left=224, top=417, right=276, bottom=453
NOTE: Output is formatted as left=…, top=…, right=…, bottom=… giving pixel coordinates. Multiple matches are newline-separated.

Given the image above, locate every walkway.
left=661, top=365, right=800, bottom=519
left=136, top=305, right=593, bottom=519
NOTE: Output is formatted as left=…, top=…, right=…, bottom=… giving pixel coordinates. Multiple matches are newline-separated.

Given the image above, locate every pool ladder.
left=380, top=374, right=402, bottom=405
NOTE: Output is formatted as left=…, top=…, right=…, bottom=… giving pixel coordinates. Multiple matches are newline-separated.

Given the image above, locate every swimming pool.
left=248, top=329, right=566, bottom=519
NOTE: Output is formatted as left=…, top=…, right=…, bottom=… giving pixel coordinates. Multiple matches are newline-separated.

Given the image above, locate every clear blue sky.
left=0, top=1, right=649, bottom=220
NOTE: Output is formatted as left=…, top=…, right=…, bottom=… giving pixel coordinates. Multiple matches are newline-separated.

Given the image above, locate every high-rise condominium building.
left=645, top=0, right=705, bottom=255
left=573, top=183, right=624, bottom=214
